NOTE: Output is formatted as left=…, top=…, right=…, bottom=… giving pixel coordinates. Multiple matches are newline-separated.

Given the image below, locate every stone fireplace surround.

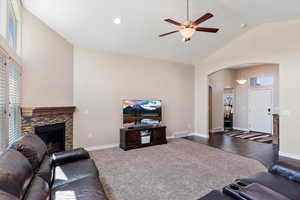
left=21, top=107, right=76, bottom=151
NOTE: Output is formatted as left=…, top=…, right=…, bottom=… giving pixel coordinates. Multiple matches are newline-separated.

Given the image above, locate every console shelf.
left=120, top=125, right=167, bottom=150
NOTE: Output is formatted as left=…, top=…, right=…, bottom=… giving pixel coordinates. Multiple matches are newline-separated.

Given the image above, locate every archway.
left=207, top=62, right=280, bottom=145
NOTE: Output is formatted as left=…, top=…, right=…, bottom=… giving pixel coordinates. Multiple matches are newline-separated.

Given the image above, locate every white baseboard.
left=167, top=135, right=175, bottom=139
left=279, top=151, right=300, bottom=160
left=85, top=143, right=119, bottom=151
left=170, top=132, right=209, bottom=139
left=210, top=127, right=224, bottom=133
left=173, top=131, right=190, bottom=138
left=233, top=127, right=250, bottom=132
left=85, top=132, right=209, bottom=151
left=188, top=132, right=209, bottom=138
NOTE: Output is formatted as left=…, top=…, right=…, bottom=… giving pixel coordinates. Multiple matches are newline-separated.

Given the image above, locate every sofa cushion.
left=51, top=176, right=107, bottom=200
left=0, top=191, right=20, bottom=200
left=9, top=134, right=47, bottom=171
left=52, top=159, right=99, bottom=188
left=24, top=176, right=50, bottom=200
left=240, top=172, right=300, bottom=200
left=0, top=149, right=33, bottom=198
left=37, top=155, right=53, bottom=185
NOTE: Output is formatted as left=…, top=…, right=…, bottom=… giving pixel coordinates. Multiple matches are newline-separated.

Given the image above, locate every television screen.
left=123, top=100, right=162, bottom=127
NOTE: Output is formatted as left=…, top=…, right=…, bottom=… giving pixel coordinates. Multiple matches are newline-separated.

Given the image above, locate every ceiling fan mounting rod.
left=187, top=0, right=190, bottom=22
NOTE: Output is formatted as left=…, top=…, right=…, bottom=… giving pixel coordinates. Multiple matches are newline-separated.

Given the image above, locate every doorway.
left=224, top=89, right=234, bottom=131
left=248, top=89, right=272, bottom=134
left=209, top=86, right=212, bottom=134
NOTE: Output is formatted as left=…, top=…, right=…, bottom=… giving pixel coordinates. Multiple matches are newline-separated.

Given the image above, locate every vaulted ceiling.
left=23, top=0, right=300, bottom=64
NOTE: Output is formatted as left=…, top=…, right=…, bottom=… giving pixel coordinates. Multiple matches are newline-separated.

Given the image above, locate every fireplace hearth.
left=35, top=123, right=65, bottom=153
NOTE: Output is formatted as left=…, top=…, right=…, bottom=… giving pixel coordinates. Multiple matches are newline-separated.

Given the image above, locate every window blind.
left=0, top=51, right=8, bottom=148
left=8, top=60, right=21, bottom=144
left=0, top=49, right=21, bottom=148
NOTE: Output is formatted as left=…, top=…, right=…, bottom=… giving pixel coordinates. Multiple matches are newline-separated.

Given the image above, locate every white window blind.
left=0, top=51, right=7, bottom=148
left=0, top=49, right=21, bottom=148
left=8, top=60, right=21, bottom=144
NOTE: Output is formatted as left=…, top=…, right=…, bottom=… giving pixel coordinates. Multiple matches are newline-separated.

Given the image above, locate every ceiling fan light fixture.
left=113, top=17, right=121, bottom=24
left=236, top=79, right=247, bottom=85
left=179, top=28, right=195, bottom=40
left=159, top=0, right=218, bottom=40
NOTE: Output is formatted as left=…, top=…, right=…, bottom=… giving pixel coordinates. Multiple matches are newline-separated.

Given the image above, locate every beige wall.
left=234, top=64, right=279, bottom=129
left=21, top=9, right=73, bottom=106
left=195, top=19, right=300, bottom=157
left=73, top=47, right=195, bottom=148
left=208, top=69, right=236, bottom=130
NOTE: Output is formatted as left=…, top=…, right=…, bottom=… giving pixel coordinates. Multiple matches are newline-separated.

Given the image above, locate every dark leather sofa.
left=199, top=162, right=300, bottom=200
left=0, top=134, right=108, bottom=200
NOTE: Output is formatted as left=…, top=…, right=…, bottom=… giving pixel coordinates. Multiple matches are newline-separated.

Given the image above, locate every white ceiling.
left=23, top=0, right=300, bottom=64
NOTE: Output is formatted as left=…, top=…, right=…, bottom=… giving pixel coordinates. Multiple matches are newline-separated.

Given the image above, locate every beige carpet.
left=90, top=139, right=266, bottom=200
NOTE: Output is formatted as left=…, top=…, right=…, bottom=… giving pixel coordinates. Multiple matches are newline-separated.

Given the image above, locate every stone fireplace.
left=21, top=107, right=76, bottom=152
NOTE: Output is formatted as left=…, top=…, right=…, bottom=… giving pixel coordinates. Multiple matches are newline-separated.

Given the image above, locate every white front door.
left=248, top=89, right=272, bottom=134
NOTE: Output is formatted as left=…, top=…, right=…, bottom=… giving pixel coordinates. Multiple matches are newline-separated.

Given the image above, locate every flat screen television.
left=123, top=100, right=162, bottom=127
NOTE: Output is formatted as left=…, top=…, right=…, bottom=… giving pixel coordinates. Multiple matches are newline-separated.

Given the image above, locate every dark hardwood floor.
left=184, top=133, right=300, bottom=169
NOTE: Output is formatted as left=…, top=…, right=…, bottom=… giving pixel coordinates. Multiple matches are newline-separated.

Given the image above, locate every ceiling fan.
left=159, top=0, right=219, bottom=42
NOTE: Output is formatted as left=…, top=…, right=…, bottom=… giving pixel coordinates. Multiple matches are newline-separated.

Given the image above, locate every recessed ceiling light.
left=240, top=23, right=247, bottom=28
left=113, top=17, right=121, bottom=24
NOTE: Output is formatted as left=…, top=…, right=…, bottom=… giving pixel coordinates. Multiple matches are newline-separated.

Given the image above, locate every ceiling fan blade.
left=164, top=19, right=182, bottom=26
left=195, top=27, right=219, bottom=33
left=192, top=13, right=214, bottom=26
left=159, top=30, right=179, bottom=37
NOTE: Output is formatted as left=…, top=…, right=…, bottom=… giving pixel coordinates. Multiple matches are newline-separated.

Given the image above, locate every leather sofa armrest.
left=52, top=148, right=90, bottom=166
left=269, top=162, right=300, bottom=184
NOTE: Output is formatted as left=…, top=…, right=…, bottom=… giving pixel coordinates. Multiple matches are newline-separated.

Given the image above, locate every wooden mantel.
left=21, top=106, right=76, bottom=117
